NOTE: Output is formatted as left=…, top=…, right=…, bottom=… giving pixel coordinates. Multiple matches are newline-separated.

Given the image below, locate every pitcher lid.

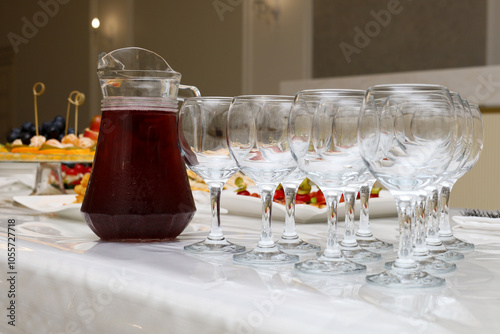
left=97, top=47, right=181, bottom=79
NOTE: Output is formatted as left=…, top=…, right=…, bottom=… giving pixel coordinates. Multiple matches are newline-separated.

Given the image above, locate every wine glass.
left=275, top=168, right=321, bottom=254
left=227, top=95, right=299, bottom=265
left=385, top=91, right=470, bottom=272
left=382, top=91, right=468, bottom=274
left=359, top=84, right=457, bottom=288
left=178, top=97, right=246, bottom=254
left=355, top=171, right=394, bottom=253
left=289, top=89, right=370, bottom=275
left=438, top=100, right=483, bottom=251
left=420, top=92, right=472, bottom=261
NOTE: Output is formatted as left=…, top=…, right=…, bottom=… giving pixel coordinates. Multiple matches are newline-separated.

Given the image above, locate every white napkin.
left=452, top=215, right=500, bottom=245
left=0, top=175, right=35, bottom=188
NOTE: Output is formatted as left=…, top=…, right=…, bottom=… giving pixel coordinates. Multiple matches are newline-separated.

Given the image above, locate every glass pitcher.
left=81, top=47, right=198, bottom=241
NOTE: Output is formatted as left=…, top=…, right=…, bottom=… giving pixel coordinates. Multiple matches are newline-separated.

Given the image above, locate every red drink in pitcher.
left=81, top=107, right=196, bottom=240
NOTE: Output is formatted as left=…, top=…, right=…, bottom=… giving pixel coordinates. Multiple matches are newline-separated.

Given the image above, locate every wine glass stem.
left=357, top=182, right=375, bottom=237
left=207, top=183, right=224, bottom=241
left=426, top=188, right=441, bottom=245
left=258, top=187, right=276, bottom=248
left=394, top=198, right=417, bottom=268
left=342, top=190, right=357, bottom=246
left=282, top=183, right=299, bottom=238
left=324, top=193, right=342, bottom=257
left=438, top=185, right=453, bottom=237
left=413, top=195, right=428, bottom=256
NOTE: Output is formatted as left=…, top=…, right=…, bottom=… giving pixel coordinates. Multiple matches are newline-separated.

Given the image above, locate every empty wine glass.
left=382, top=92, right=469, bottom=274
left=355, top=172, right=394, bottom=253
left=421, top=92, right=471, bottom=261
left=276, top=168, right=321, bottom=254
left=178, top=97, right=246, bottom=254
left=227, top=95, right=299, bottom=265
left=438, top=100, right=483, bottom=251
left=359, top=84, right=457, bottom=288
left=289, top=89, right=370, bottom=275
left=385, top=92, right=470, bottom=272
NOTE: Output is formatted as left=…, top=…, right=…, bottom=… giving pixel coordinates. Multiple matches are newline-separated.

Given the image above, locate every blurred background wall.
left=0, top=0, right=243, bottom=135
left=0, top=0, right=498, bottom=209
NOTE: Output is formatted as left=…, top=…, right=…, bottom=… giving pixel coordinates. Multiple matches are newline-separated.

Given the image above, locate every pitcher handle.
left=178, top=84, right=201, bottom=101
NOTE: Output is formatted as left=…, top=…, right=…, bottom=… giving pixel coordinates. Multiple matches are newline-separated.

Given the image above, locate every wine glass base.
left=428, top=249, right=464, bottom=262
left=276, top=237, right=321, bottom=254
left=356, top=235, right=394, bottom=253
left=340, top=245, right=382, bottom=263
left=233, top=246, right=299, bottom=265
left=439, top=235, right=475, bottom=252
left=366, top=267, right=446, bottom=288
left=295, top=254, right=366, bottom=275
left=385, top=255, right=456, bottom=275
left=184, top=238, right=246, bottom=254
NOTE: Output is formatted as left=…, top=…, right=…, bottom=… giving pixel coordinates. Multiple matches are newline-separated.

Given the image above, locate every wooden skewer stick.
left=65, top=90, right=80, bottom=136
left=33, top=82, right=46, bottom=136
left=68, top=91, right=85, bottom=135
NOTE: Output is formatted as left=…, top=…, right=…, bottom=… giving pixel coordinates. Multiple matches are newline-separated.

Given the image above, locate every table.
left=1, top=190, right=500, bottom=334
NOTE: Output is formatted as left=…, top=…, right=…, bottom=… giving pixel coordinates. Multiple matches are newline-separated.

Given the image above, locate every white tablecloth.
left=1, top=194, right=500, bottom=333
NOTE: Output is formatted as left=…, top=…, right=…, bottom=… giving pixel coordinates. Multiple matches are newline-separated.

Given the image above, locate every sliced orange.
left=65, top=149, right=91, bottom=155
left=11, top=147, right=40, bottom=154
left=37, top=149, right=66, bottom=155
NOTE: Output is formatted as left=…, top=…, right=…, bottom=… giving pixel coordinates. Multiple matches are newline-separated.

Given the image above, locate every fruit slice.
left=37, top=149, right=66, bottom=155
left=11, top=147, right=40, bottom=154
left=83, top=128, right=98, bottom=141
left=89, top=115, right=101, bottom=132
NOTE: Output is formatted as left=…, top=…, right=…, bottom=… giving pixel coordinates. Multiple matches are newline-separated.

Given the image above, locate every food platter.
left=220, top=188, right=397, bottom=223
left=0, top=151, right=94, bottom=163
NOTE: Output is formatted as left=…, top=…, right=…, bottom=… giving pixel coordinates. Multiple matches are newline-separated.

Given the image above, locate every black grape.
left=20, top=132, right=31, bottom=145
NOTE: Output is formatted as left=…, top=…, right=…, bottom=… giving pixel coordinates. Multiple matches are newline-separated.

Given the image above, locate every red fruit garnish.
left=296, top=193, right=310, bottom=203
left=274, top=189, right=285, bottom=201
left=83, top=128, right=99, bottom=141
left=237, top=190, right=250, bottom=196
left=85, top=166, right=93, bottom=174
left=310, top=190, right=325, bottom=205
left=250, top=193, right=260, bottom=198
left=74, top=164, right=85, bottom=173
left=90, top=115, right=101, bottom=132
left=65, top=168, right=78, bottom=176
